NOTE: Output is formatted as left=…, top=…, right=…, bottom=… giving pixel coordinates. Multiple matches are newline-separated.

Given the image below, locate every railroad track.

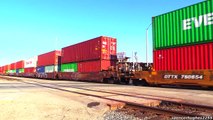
left=1, top=76, right=213, bottom=118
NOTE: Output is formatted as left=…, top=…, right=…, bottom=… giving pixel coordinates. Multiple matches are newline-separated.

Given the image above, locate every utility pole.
left=146, top=23, right=152, bottom=67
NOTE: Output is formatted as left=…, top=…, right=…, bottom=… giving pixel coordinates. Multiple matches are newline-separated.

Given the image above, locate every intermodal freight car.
left=132, top=0, right=213, bottom=87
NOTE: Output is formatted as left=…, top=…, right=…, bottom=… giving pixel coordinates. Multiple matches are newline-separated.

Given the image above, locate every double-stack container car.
left=58, top=36, right=117, bottom=81
left=133, top=0, right=213, bottom=87
left=4, top=65, right=10, bottom=74
left=16, top=60, right=25, bottom=75
left=23, top=56, right=37, bottom=77
left=10, top=63, right=16, bottom=74
left=36, top=50, right=61, bottom=79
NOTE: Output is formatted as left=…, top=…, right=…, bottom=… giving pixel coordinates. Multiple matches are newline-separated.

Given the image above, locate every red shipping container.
left=37, top=50, right=61, bottom=67
left=154, top=42, right=213, bottom=71
left=10, top=63, right=16, bottom=70
left=4, top=65, right=10, bottom=71
left=24, top=67, right=36, bottom=73
left=62, top=36, right=117, bottom=63
left=78, top=60, right=116, bottom=73
left=2, top=66, right=5, bottom=73
left=16, top=60, right=24, bottom=69
left=0, top=67, right=2, bottom=73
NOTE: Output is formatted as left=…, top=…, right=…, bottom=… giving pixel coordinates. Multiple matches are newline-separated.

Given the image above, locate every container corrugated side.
left=16, top=60, right=24, bottom=69
left=2, top=66, right=5, bottom=73
left=20, top=68, right=24, bottom=73
left=78, top=60, right=116, bottom=73
left=11, top=70, right=16, bottom=73
left=0, top=67, right=2, bottom=73
left=154, top=42, right=213, bottom=71
left=153, top=0, right=213, bottom=50
left=62, top=36, right=117, bottom=63
left=6, top=70, right=15, bottom=74
left=45, top=65, right=58, bottom=73
left=24, top=67, right=36, bottom=73
left=4, top=65, right=10, bottom=71
left=37, top=50, right=61, bottom=67
left=10, top=63, right=16, bottom=70
left=36, top=66, right=45, bottom=73
left=61, top=63, right=77, bottom=72
left=18, top=68, right=24, bottom=73
left=24, top=56, right=38, bottom=68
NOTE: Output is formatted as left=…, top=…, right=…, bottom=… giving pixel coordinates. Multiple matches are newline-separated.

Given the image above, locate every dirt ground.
left=0, top=79, right=109, bottom=120
left=1, top=76, right=213, bottom=120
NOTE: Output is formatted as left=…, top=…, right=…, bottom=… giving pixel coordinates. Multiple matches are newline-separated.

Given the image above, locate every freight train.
left=0, top=36, right=132, bottom=84
left=0, top=0, right=213, bottom=88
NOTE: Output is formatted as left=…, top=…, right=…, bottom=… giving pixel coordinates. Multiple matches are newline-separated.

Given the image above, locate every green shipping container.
left=61, top=63, right=77, bottom=72
left=6, top=70, right=16, bottom=73
left=19, top=68, right=24, bottom=73
left=153, top=0, right=213, bottom=49
left=45, top=65, right=58, bottom=73
left=11, top=70, right=16, bottom=73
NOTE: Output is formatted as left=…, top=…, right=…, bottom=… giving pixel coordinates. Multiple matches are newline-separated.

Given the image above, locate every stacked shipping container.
left=16, top=60, right=24, bottom=73
left=4, top=65, right=10, bottom=73
left=24, top=56, right=37, bottom=73
left=37, top=50, right=61, bottom=73
left=62, top=36, right=117, bottom=63
left=0, top=36, right=117, bottom=76
left=10, top=63, right=16, bottom=74
left=152, top=0, right=213, bottom=71
left=61, top=36, right=117, bottom=72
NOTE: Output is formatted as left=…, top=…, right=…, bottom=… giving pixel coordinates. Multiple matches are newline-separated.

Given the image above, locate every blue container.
left=36, top=66, right=45, bottom=73
left=16, top=69, right=19, bottom=73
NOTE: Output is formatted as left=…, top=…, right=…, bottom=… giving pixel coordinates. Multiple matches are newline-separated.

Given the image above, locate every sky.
left=0, top=0, right=204, bottom=66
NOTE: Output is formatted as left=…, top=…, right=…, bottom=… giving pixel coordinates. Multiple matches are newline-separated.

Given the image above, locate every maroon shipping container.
left=24, top=67, right=36, bottom=73
left=78, top=60, right=116, bottom=73
left=10, top=63, right=16, bottom=70
left=16, top=60, right=24, bottom=69
left=37, top=50, right=61, bottom=67
left=154, top=42, right=213, bottom=71
left=62, top=36, right=117, bottom=63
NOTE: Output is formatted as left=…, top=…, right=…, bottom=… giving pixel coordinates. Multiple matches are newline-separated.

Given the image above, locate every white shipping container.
left=45, top=65, right=58, bottom=73
left=24, top=56, right=38, bottom=68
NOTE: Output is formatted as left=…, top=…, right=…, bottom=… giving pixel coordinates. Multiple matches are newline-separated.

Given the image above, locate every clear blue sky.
left=0, top=0, right=203, bottom=66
